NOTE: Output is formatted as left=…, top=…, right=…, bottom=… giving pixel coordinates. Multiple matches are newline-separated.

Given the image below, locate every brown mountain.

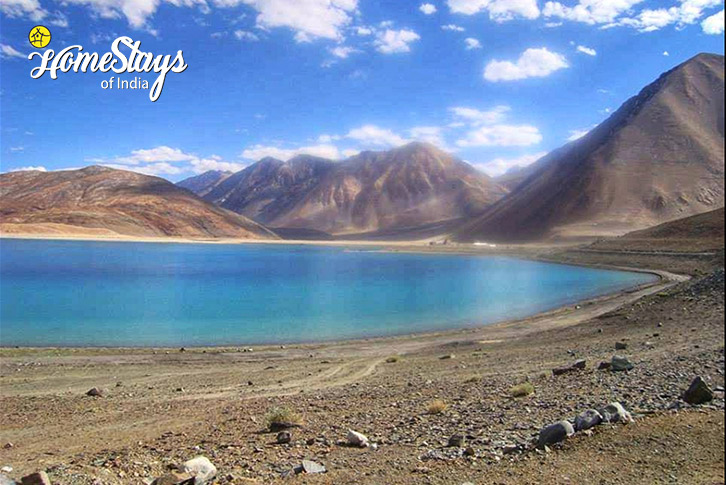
left=591, top=207, right=724, bottom=253
left=198, top=143, right=507, bottom=236
left=455, top=53, right=725, bottom=243
left=0, top=166, right=278, bottom=240
left=177, top=170, right=232, bottom=197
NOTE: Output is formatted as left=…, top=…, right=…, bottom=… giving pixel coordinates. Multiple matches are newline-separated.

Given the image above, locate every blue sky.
left=1, top=0, right=724, bottom=180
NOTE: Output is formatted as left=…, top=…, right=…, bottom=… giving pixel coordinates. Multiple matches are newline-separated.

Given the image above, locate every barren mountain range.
left=181, top=142, right=508, bottom=236
left=454, top=53, right=725, bottom=242
left=0, top=167, right=277, bottom=239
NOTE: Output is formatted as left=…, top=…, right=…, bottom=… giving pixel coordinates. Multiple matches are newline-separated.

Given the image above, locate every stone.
left=347, top=429, right=369, bottom=448
left=179, top=457, right=216, bottom=484
left=553, top=360, right=587, bottom=375
left=572, top=359, right=587, bottom=370
left=682, top=376, right=714, bottom=405
left=20, top=473, right=51, bottom=485
left=598, top=361, right=612, bottom=370
left=0, top=474, right=15, bottom=485
left=574, top=409, right=603, bottom=431
left=301, top=460, right=326, bottom=474
left=152, top=472, right=194, bottom=485
left=611, top=355, right=634, bottom=372
left=463, top=446, right=476, bottom=456
left=86, top=387, right=103, bottom=397
left=537, top=421, right=575, bottom=448
left=615, top=342, right=628, bottom=350
left=276, top=431, right=292, bottom=444
left=447, top=434, right=465, bottom=448
left=600, top=402, right=633, bottom=424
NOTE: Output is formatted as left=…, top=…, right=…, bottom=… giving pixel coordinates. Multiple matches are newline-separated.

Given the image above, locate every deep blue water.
left=0, top=239, right=657, bottom=347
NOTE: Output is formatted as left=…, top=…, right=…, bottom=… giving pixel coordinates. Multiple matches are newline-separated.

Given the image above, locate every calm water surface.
left=0, top=239, right=657, bottom=347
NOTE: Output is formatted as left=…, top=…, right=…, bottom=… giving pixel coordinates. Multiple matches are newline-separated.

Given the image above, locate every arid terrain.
left=0, top=230, right=723, bottom=484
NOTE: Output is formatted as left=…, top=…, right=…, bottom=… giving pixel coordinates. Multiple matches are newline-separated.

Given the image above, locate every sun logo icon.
left=29, top=25, right=51, bottom=49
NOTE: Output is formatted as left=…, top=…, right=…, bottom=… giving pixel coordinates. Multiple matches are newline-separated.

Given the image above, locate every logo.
left=29, top=25, right=51, bottom=49
left=28, top=36, right=188, bottom=102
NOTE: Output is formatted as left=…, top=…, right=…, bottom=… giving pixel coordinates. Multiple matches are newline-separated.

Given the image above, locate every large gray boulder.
left=575, top=409, right=603, bottom=431
left=537, top=420, right=575, bottom=448
left=682, top=376, right=714, bottom=405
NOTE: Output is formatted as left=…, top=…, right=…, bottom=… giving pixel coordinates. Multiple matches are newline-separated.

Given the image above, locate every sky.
left=1, top=0, right=724, bottom=181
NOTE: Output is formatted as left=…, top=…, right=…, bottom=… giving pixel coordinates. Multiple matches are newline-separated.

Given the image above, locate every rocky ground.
left=0, top=248, right=724, bottom=484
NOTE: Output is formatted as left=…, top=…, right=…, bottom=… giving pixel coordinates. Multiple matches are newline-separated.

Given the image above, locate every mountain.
left=455, top=53, right=725, bottom=243
left=177, top=170, right=232, bottom=197
left=591, top=207, right=724, bottom=253
left=197, top=143, right=507, bottom=236
left=0, top=167, right=278, bottom=240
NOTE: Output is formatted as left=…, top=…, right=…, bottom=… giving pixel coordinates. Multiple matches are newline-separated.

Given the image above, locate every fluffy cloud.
left=88, top=146, right=246, bottom=176
left=474, top=152, right=547, bottom=176
left=0, top=0, right=46, bottom=20
left=576, top=45, right=597, bottom=56
left=465, top=37, right=482, bottom=49
left=702, top=8, right=724, bottom=33
left=234, top=30, right=260, bottom=41
left=374, top=29, right=421, bottom=54
left=567, top=127, right=593, bottom=141
left=544, top=0, right=722, bottom=33
left=442, top=23, right=466, bottom=31
left=543, top=0, right=644, bottom=24
left=0, top=44, right=26, bottom=59
left=8, top=166, right=48, bottom=172
left=449, top=105, right=510, bottom=125
left=456, top=124, right=543, bottom=147
left=241, top=144, right=342, bottom=161
left=447, top=0, right=540, bottom=21
left=484, top=48, right=569, bottom=82
left=409, top=126, right=447, bottom=147
left=420, top=3, right=437, bottom=14
left=346, top=125, right=408, bottom=146
left=330, top=46, right=358, bottom=58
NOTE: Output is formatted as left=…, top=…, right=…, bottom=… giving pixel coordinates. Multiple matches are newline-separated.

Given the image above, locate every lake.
left=0, top=239, right=657, bottom=347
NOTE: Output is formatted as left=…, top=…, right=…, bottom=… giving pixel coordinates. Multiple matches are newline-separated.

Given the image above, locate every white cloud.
left=484, top=48, right=569, bottom=82
left=9, top=146, right=25, bottom=152
left=576, top=45, right=597, bottom=56
left=241, top=144, right=342, bottom=161
left=702, top=8, right=724, bottom=34
left=543, top=0, right=644, bottom=25
left=420, top=3, right=437, bottom=14
left=447, top=0, right=540, bottom=21
left=330, top=46, right=358, bottom=58
left=449, top=105, right=510, bottom=125
left=8, top=166, right=47, bottom=172
left=88, top=146, right=245, bottom=176
left=234, top=30, right=260, bottom=41
left=374, top=29, right=421, bottom=54
left=442, top=23, right=466, bottom=31
left=465, top=37, right=482, bottom=49
left=567, top=127, right=593, bottom=141
left=0, top=44, right=26, bottom=59
left=663, top=50, right=670, bottom=56
left=474, top=152, right=547, bottom=177
left=346, top=125, right=408, bottom=147
left=356, top=26, right=374, bottom=35
left=456, top=124, right=543, bottom=147
left=409, top=126, right=447, bottom=147
left=0, top=0, right=46, bottom=20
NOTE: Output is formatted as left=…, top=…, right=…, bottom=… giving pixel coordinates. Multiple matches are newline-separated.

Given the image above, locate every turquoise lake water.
left=0, top=239, right=657, bottom=347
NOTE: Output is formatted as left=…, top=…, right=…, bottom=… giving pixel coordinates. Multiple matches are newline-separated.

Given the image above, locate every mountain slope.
left=177, top=170, right=232, bottom=197
left=455, top=53, right=725, bottom=243
left=0, top=167, right=278, bottom=239
left=198, top=143, right=507, bottom=235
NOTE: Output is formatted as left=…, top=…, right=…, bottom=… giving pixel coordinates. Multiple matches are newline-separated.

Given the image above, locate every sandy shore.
left=0, top=243, right=723, bottom=484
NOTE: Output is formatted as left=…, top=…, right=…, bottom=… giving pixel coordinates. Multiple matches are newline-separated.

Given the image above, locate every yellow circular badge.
left=29, top=25, right=51, bottom=49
